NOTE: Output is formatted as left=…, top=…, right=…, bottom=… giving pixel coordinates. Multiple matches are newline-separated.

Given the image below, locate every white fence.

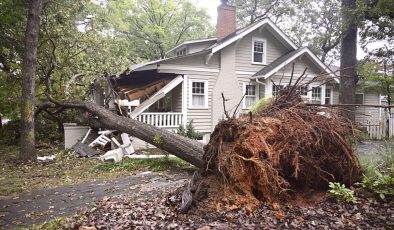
left=359, top=114, right=394, bottom=139
left=135, top=112, right=183, bottom=128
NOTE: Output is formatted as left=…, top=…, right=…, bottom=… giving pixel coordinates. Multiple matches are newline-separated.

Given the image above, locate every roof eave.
left=211, top=18, right=298, bottom=55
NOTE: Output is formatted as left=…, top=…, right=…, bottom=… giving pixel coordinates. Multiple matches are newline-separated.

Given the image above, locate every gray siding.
left=163, top=53, right=219, bottom=69
left=188, top=41, right=216, bottom=54
left=355, top=92, right=381, bottom=123
left=159, top=68, right=218, bottom=133
left=235, top=28, right=289, bottom=72
left=281, top=56, right=322, bottom=76
left=212, top=43, right=244, bottom=128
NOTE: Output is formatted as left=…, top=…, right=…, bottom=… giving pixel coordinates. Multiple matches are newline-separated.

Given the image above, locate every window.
left=311, top=87, right=321, bottom=104
left=252, top=38, right=266, bottom=64
left=190, top=80, right=207, bottom=108
left=244, top=84, right=257, bottom=109
left=272, top=85, right=284, bottom=97
left=325, top=88, right=331, bottom=105
left=176, top=48, right=186, bottom=57
left=298, top=86, right=308, bottom=96
left=355, top=93, right=364, bottom=105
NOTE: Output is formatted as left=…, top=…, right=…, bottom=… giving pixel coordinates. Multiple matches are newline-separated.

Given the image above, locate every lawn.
left=0, top=145, right=191, bottom=197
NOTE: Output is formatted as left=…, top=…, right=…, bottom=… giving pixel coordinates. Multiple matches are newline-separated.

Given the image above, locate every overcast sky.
left=195, top=0, right=221, bottom=24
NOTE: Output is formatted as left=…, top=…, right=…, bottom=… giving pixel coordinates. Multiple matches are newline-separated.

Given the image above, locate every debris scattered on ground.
left=72, top=142, right=99, bottom=158
left=37, top=155, right=56, bottom=162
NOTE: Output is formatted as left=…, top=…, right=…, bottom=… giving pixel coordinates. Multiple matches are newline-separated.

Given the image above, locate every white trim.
left=189, top=79, right=209, bottom=109
left=166, top=38, right=217, bottom=54
left=129, top=75, right=184, bottom=119
left=325, top=86, right=333, bottom=105
left=158, top=64, right=219, bottom=73
left=236, top=71, right=256, bottom=75
left=252, top=37, right=267, bottom=65
left=182, top=75, right=188, bottom=126
left=243, top=82, right=258, bottom=109
left=252, top=47, right=338, bottom=83
left=211, top=18, right=298, bottom=54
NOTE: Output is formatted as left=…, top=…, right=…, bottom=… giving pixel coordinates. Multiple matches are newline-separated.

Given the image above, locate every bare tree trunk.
left=0, top=115, right=2, bottom=128
left=48, top=98, right=204, bottom=167
left=20, top=0, right=42, bottom=161
left=339, top=0, right=357, bottom=121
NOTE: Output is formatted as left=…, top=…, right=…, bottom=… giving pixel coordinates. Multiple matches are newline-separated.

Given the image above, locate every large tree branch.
left=45, top=94, right=204, bottom=167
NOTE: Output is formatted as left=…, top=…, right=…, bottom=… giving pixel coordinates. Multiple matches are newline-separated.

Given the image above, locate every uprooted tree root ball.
left=184, top=89, right=362, bottom=211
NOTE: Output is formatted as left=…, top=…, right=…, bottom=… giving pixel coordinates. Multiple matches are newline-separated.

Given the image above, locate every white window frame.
left=252, top=37, right=267, bottom=65
left=325, top=87, right=333, bottom=105
left=311, top=86, right=322, bottom=104
left=243, top=83, right=258, bottom=109
left=189, top=79, right=208, bottom=109
left=272, top=84, right=284, bottom=97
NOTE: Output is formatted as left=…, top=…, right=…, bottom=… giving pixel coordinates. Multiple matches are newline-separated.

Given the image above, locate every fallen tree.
left=178, top=86, right=362, bottom=212
left=46, top=95, right=204, bottom=168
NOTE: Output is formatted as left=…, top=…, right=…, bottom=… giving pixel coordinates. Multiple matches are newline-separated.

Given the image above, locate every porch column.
left=182, top=75, right=188, bottom=126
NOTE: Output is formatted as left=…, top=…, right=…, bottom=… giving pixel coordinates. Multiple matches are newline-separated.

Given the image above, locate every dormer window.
left=176, top=47, right=187, bottom=57
left=252, top=38, right=266, bottom=64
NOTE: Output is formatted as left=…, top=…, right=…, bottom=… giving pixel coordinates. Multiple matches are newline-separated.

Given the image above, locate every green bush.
left=359, top=169, right=394, bottom=199
left=0, top=120, right=20, bottom=145
left=176, top=120, right=202, bottom=140
left=250, top=97, right=273, bottom=114
left=328, top=182, right=356, bottom=203
left=358, top=142, right=394, bottom=199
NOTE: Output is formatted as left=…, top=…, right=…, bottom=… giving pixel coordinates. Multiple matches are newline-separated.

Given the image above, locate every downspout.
left=255, top=77, right=266, bottom=98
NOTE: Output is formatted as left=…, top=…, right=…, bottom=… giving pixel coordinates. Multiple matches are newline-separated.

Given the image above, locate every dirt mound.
left=196, top=88, right=361, bottom=210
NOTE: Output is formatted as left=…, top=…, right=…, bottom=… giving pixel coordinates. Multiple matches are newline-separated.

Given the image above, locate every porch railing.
left=135, top=112, right=183, bottom=128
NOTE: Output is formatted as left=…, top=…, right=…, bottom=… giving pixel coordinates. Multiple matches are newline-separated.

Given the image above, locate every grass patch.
left=94, top=157, right=189, bottom=172
left=0, top=146, right=191, bottom=197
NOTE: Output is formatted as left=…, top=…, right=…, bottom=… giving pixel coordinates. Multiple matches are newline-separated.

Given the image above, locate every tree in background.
left=20, top=0, right=42, bottom=161
left=228, top=0, right=291, bottom=27
left=103, top=0, right=214, bottom=60
left=358, top=0, right=394, bottom=107
left=339, top=0, right=358, bottom=121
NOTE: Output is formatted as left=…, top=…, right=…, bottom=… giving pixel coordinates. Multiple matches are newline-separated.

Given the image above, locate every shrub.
left=176, top=120, right=202, bottom=140
left=328, top=182, right=357, bottom=203
left=250, top=97, right=273, bottom=114
left=358, top=142, right=394, bottom=199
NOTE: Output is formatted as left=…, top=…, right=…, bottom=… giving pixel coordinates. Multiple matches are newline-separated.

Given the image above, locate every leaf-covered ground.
left=0, top=145, right=189, bottom=198
left=0, top=168, right=193, bottom=228
left=37, top=184, right=394, bottom=230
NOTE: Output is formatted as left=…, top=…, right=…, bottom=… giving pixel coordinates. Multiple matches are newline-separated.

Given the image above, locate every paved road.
left=0, top=168, right=193, bottom=229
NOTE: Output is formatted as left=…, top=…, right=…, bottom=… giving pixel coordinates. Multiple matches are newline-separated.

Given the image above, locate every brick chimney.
left=217, top=0, right=236, bottom=40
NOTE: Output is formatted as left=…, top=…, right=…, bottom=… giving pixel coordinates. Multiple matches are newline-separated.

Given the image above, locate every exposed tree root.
left=184, top=88, right=361, bottom=212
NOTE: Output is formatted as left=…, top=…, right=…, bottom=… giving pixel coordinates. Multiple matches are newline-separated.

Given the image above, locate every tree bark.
left=339, top=0, right=357, bottom=121
left=48, top=98, right=204, bottom=167
left=20, top=0, right=42, bottom=161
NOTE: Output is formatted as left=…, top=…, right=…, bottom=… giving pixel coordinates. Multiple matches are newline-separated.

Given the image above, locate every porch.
left=134, top=112, right=184, bottom=128
left=115, top=73, right=187, bottom=129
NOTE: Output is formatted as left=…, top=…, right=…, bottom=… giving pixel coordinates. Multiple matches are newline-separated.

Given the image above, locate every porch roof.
left=251, top=47, right=339, bottom=83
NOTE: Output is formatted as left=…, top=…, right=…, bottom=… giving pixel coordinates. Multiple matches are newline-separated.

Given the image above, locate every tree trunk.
left=20, top=0, right=42, bottom=161
left=339, top=0, right=357, bottom=121
left=49, top=98, right=205, bottom=167
left=0, top=115, right=2, bottom=128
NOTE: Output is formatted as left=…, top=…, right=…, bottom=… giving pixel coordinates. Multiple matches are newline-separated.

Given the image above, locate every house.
left=110, top=2, right=384, bottom=146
